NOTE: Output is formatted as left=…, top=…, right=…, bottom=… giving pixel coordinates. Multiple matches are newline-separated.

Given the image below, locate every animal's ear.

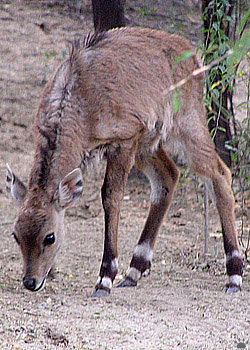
left=6, top=164, right=27, bottom=206
left=56, top=168, right=83, bottom=210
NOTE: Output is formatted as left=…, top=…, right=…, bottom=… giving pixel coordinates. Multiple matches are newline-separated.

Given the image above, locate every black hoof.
left=223, top=283, right=241, bottom=293
left=90, top=288, right=110, bottom=298
left=116, top=277, right=137, bottom=288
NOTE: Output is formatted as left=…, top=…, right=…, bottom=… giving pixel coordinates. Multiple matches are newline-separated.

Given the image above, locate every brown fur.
left=7, top=27, right=242, bottom=294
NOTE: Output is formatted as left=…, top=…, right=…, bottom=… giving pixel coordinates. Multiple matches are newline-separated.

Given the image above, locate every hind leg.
left=209, top=157, right=242, bottom=291
left=186, top=134, right=243, bottom=292
left=117, top=144, right=179, bottom=287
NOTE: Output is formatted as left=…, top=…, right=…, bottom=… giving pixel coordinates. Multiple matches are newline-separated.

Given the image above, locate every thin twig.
left=204, top=183, right=209, bottom=261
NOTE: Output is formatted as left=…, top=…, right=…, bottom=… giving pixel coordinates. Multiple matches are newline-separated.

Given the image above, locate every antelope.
left=6, top=27, right=243, bottom=297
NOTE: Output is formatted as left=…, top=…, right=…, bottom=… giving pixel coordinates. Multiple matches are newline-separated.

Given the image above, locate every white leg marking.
left=100, top=277, right=112, bottom=290
left=134, top=241, right=153, bottom=262
left=151, top=184, right=162, bottom=205
left=96, top=259, right=118, bottom=289
left=229, top=275, right=242, bottom=287
left=126, top=267, right=141, bottom=282
left=111, top=258, right=118, bottom=273
left=143, top=165, right=162, bottom=205
left=226, top=250, right=241, bottom=263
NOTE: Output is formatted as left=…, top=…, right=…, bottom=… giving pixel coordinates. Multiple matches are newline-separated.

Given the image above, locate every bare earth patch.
left=0, top=1, right=249, bottom=349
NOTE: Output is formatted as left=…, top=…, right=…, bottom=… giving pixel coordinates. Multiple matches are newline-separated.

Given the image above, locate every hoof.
left=90, top=288, right=110, bottom=298
left=116, top=277, right=137, bottom=288
left=223, top=283, right=241, bottom=293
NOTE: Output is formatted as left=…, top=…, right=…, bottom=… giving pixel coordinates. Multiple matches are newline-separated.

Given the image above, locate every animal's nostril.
left=23, top=277, right=36, bottom=291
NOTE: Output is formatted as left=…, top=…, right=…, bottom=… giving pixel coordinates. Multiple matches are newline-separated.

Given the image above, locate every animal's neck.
left=28, top=132, right=84, bottom=197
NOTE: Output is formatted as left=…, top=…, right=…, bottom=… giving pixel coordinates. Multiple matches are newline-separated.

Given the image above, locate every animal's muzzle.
left=23, top=276, right=46, bottom=292
left=23, top=277, right=37, bottom=291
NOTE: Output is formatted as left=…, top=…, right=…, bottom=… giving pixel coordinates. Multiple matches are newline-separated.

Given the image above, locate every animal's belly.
left=137, top=129, right=191, bottom=168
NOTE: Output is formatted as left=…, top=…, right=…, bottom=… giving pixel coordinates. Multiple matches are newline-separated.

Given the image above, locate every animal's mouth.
left=23, top=267, right=52, bottom=292
left=23, top=276, right=47, bottom=292
left=34, top=277, right=46, bottom=292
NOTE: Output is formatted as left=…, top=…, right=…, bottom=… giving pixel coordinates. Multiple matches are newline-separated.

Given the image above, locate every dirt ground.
left=0, top=1, right=250, bottom=349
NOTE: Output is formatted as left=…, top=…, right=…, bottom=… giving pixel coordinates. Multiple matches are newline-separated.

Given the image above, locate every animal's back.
left=71, top=28, right=203, bottom=149
left=74, top=27, right=201, bottom=106
left=36, top=27, right=204, bottom=158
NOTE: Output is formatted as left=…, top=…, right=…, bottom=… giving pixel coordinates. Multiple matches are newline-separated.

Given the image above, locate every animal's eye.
left=12, top=232, right=20, bottom=245
left=44, top=233, right=55, bottom=246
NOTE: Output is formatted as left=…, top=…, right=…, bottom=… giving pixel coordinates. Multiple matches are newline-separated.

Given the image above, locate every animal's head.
left=6, top=164, right=83, bottom=291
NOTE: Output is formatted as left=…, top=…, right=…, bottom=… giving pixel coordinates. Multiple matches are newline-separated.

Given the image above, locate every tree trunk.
left=92, top=0, right=126, bottom=32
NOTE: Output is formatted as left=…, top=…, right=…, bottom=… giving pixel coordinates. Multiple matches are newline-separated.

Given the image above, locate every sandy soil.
left=0, top=1, right=250, bottom=349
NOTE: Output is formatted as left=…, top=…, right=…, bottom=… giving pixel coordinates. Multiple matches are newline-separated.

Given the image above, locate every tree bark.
left=92, top=0, right=126, bottom=32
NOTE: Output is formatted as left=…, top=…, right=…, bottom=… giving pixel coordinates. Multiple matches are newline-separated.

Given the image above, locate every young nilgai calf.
left=6, top=27, right=243, bottom=296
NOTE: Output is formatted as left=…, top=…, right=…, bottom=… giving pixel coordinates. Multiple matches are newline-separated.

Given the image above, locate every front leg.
left=117, top=145, right=180, bottom=288
left=91, top=142, right=136, bottom=297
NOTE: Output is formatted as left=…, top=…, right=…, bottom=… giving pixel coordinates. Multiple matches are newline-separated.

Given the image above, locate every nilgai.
left=6, top=27, right=243, bottom=297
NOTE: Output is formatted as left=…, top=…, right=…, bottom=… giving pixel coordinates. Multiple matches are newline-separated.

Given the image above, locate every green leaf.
left=212, top=22, right=219, bottom=31
left=212, top=88, right=220, bottom=99
left=172, top=91, right=183, bottom=114
left=210, top=81, right=220, bottom=90
left=218, top=126, right=226, bottom=132
left=173, top=50, right=194, bottom=71
left=220, top=0, right=231, bottom=6
left=238, top=8, right=250, bottom=34
left=217, top=8, right=223, bottom=18
left=227, top=29, right=250, bottom=73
